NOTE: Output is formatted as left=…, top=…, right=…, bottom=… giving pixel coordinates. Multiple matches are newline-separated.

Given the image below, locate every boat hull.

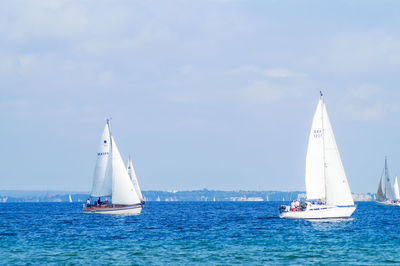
left=376, top=200, right=400, bottom=206
left=279, top=204, right=356, bottom=219
left=83, top=204, right=142, bottom=215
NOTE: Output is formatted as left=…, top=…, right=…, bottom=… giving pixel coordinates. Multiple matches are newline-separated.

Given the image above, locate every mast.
left=107, top=118, right=112, bottom=147
left=384, top=156, right=392, bottom=200
left=320, top=91, right=327, bottom=202
left=106, top=117, right=112, bottom=200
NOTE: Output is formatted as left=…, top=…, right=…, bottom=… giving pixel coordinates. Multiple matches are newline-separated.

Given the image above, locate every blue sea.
left=0, top=202, right=399, bottom=265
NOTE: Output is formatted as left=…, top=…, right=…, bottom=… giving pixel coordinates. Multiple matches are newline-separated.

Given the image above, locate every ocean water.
left=0, top=202, right=399, bottom=265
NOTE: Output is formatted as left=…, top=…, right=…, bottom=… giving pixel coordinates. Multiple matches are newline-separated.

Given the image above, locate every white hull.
left=83, top=204, right=142, bottom=215
left=376, top=200, right=400, bottom=206
left=279, top=203, right=356, bottom=219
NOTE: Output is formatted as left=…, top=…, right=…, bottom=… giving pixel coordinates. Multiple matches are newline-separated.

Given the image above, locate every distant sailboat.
left=376, top=157, right=399, bottom=206
left=127, top=156, right=145, bottom=204
left=69, top=194, right=72, bottom=203
left=394, top=176, right=400, bottom=201
left=279, top=92, right=356, bottom=219
left=83, top=119, right=143, bottom=215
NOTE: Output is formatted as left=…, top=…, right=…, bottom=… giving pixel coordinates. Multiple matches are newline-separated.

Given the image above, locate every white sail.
left=69, top=194, right=72, bottom=203
left=322, top=102, right=354, bottom=206
left=280, top=93, right=355, bottom=219
left=393, top=176, right=400, bottom=200
left=111, top=136, right=141, bottom=205
left=376, top=176, right=384, bottom=201
left=127, top=157, right=144, bottom=201
left=305, top=98, right=326, bottom=200
left=383, top=157, right=394, bottom=200
left=90, top=124, right=112, bottom=197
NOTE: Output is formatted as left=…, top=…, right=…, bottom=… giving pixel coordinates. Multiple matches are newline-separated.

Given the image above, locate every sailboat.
left=376, top=157, right=400, bottom=206
left=69, top=194, right=72, bottom=203
left=127, top=156, right=145, bottom=204
left=279, top=92, right=356, bottom=219
left=394, top=176, right=400, bottom=201
left=83, top=119, right=143, bottom=215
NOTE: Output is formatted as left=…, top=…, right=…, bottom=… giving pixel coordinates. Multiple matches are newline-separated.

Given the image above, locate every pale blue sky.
left=1, top=0, right=400, bottom=193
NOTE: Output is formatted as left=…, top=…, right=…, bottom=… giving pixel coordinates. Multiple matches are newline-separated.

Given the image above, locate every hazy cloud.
left=227, top=65, right=304, bottom=79
left=1, top=1, right=400, bottom=193
left=319, top=30, right=400, bottom=73
left=344, top=103, right=386, bottom=121
left=240, top=80, right=283, bottom=103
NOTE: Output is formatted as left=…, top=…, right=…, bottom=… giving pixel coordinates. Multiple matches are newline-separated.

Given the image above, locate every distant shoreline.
left=0, top=189, right=374, bottom=203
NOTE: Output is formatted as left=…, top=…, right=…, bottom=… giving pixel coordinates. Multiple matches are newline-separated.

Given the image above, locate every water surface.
left=0, top=202, right=398, bottom=264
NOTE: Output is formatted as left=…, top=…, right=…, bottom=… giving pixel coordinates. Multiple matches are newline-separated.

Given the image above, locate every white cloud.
left=337, top=83, right=400, bottom=122
left=240, top=80, right=283, bottom=103
left=318, top=30, right=400, bottom=73
left=18, top=54, right=37, bottom=70
left=227, top=65, right=304, bottom=79
left=344, top=84, right=381, bottom=100
left=262, top=68, right=304, bottom=78
left=162, top=90, right=204, bottom=104
left=344, top=103, right=386, bottom=121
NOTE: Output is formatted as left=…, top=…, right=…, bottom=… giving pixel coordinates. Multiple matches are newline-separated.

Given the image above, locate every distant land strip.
left=0, top=189, right=374, bottom=203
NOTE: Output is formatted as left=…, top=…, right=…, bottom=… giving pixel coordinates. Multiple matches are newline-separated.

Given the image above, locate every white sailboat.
left=69, top=194, right=72, bottom=203
left=83, top=119, right=143, bottom=215
left=127, top=156, right=145, bottom=204
left=376, top=157, right=400, bottom=206
left=279, top=92, right=356, bottom=219
left=394, top=176, right=400, bottom=201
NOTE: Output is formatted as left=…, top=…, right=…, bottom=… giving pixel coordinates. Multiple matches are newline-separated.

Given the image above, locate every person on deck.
left=86, top=198, right=90, bottom=206
left=290, top=200, right=296, bottom=211
left=295, top=200, right=300, bottom=210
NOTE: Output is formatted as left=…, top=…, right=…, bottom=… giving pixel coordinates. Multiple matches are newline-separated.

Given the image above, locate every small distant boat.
left=279, top=92, right=356, bottom=219
left=83, top=119, right=143, bottom=215
left=69, top=194, right=72, bottom=203
left=127, top=156, right=145, bottom=204
left=376, top=157, right=400, bottom=206
left=394, top=176, right=400, bottom=200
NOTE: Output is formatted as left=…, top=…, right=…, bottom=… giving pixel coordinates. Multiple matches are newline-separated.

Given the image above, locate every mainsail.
left=383, top=157, right=394, bottom=200
left=90, top=124, right=112, bottom=197
left=376, top=177, right=384, bottom=201
left=127, top=157, right=144, bottom=201
left=305, top=99, right=326, bottom=201
left=305, top=93, right=354, bottom=206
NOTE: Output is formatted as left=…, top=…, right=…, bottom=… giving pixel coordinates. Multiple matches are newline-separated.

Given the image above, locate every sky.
left=1, top=0, right=400, bottom=193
